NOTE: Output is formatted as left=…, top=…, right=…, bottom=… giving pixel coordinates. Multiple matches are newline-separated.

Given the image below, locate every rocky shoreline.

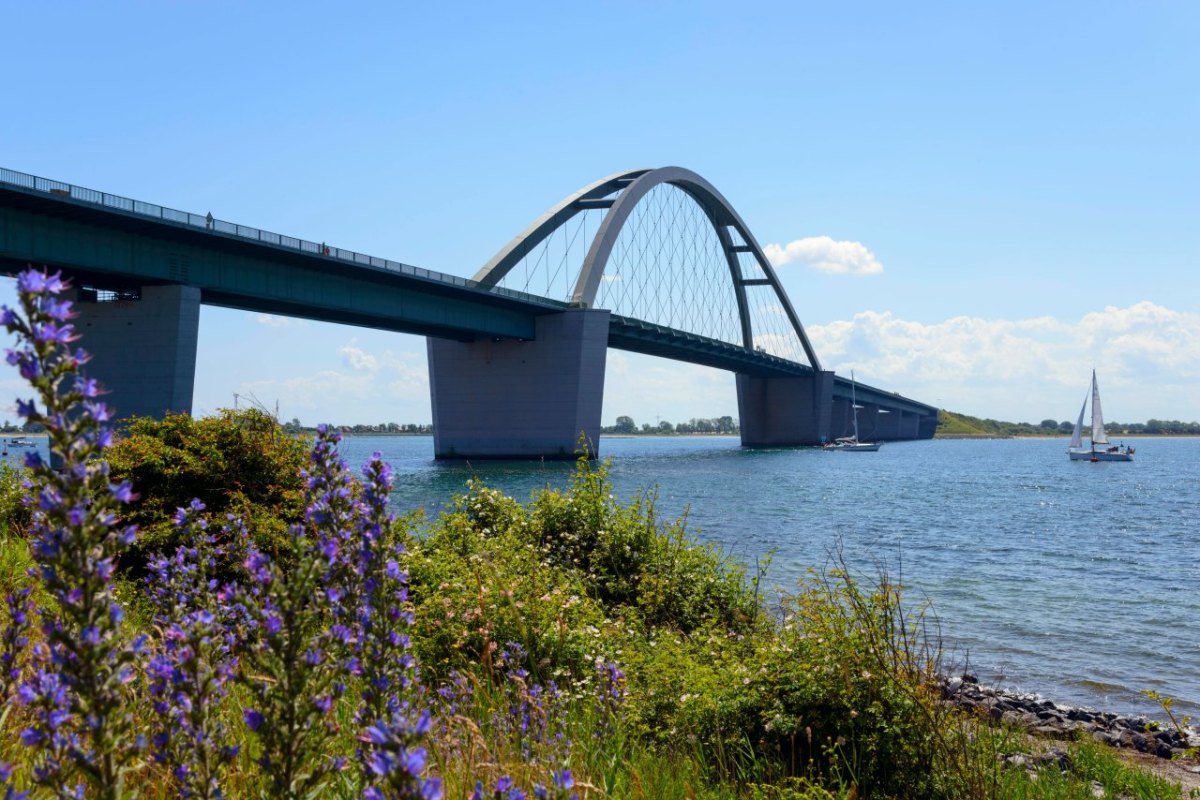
left=944, top=674, right=1200, bottom=760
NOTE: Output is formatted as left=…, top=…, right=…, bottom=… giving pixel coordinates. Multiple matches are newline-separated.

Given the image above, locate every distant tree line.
left=10, top=413, right=1195, bottom=439
left=602, top=415, right=738, bottom=435
left=279, top=418, right=432, bottom=435
left=938, top=410, right=1200, bottom=437
left=1058, top=419, right=1200, bottom=436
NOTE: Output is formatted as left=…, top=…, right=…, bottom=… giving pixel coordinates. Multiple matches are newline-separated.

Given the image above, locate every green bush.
left=106, top=409, right=309, bottom=573
left=407, top=480, right=616, bottom=681
left=407, top=455, right=765, bottom=688
left=525, top=456, right=759, bottom=633
left=0, top=463, right=31, bottom=539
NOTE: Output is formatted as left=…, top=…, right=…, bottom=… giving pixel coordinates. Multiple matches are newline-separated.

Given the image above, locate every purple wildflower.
left=231, top=427, right=362, bottom=798
left=356, top=712, right=442, bottom=800
left=3, top=268, right=140, bottom=796
left=144, top=501, right=239, bottom=799
left=1, top=588, right=34, bottom=700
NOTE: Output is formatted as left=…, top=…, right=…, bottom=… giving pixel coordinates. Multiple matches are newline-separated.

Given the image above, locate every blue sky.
left=2, top=1, right=1197, bottom=425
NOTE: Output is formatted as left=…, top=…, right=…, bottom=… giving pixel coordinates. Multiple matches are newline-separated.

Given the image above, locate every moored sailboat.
left=1068, top=371, right=1133, bottom=462
left=826, top=371, right=881, bottom=452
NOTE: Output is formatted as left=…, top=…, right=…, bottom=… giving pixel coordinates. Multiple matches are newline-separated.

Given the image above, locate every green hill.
left=931, top=412, right=998, bottom=438
left=936, top=409, right=1200, bottom=438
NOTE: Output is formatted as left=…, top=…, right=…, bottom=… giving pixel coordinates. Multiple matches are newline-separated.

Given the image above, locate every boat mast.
left=1090, top=369, right=1109, bottom=450
left=851, top=370, right=860, bottom=442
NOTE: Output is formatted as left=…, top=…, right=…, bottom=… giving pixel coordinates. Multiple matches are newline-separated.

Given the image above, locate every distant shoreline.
left=936, top=433, right=1200, bottom=440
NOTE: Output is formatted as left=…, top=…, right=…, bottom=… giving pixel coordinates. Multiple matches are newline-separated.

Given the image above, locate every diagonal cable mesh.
left=597, top=184, right=742, bottom=345
left=493, top=207, right=604, bottom=302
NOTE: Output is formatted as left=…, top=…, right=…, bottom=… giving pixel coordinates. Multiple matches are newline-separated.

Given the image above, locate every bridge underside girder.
left=607, top=315, right=812, bottom=378
left=830, top=398, right=935, bottom=442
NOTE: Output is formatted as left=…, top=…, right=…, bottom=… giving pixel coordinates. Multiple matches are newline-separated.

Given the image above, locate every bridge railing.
left=0, top=166, right=565, bottom=309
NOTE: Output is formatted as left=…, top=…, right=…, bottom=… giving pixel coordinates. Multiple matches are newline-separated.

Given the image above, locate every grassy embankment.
left=0, top=412, right=1195, bottom=799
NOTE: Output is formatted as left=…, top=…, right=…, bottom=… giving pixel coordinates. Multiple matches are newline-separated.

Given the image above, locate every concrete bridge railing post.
left=72, top=284, right=200, bottom=419
left=736, top=370, right=834, bottom=447
left=427, top=309, right=609, bottom=459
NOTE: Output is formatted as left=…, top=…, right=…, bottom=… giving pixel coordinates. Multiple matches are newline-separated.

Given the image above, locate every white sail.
left=1090, top=370, right=1109, bottom=444
left=1068, top=395, right=1086, bottom=449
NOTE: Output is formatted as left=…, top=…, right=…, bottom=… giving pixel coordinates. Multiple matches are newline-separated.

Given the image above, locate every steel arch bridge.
left=429, top=166, right=937, bottom=457
left=472, top=166, right=821, bottom=373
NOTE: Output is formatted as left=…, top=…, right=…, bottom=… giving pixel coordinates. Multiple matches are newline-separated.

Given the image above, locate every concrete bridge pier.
left=919, top=412, right=939, bottom=439
left=898, top=410, right=921, bottom=439
left=427, top=309, right=609, bottom=459
left=736, top=370, right=834, bottom=447
left=72, top=284, right=200, bottom=419
left=868, top=410, right=897, bottom=441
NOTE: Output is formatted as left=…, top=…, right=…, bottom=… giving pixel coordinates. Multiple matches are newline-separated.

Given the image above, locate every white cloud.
left=764, top=236, right=883, bottom=275
left=253, top=313, right=308, bottom=328
left=233, top=344, right=430, bottom=423
left=807, top=302, right=1200, bottom=421
left=239, top=370, right=376, bottom=412
left=340, top=341, right=379, bottom=372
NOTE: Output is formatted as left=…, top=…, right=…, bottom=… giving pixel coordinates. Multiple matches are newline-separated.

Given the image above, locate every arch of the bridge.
left=472, top=166, right=822, bottom=371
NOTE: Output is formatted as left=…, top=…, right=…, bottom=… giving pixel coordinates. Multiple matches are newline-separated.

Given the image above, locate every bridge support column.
left=918, top=412, right=939, bottom=439
left=72, top=284, right=200, bottom=419
left=427, top=309, right=609, bottom=459
left=898, top=411, right=921, bottom=439
left=736, top=370, right=834, bottom=447
left=873, top=407, right=901, bottom=440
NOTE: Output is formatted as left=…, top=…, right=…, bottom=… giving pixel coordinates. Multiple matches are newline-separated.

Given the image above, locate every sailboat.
left=826, top=371, right=881, bottom=452
left=1068, top=370, right=1134, bottom=462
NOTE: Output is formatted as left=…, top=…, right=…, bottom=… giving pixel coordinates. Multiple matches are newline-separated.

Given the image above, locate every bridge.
left=0, top=165, right=937, bottom=458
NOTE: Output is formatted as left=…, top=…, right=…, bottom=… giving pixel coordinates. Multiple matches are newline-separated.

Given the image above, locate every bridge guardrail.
left=0, top=166, right=565, bottom=309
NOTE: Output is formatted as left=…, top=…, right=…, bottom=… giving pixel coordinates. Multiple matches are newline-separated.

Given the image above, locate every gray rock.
left=1037, top=747, right=1071, bottom=771
left=1117, top=730, right=1149, bottom=752
left=942, top=678, right=1187, bottom=760
left=1067, top=708, right=1095, bottom=723
left=1000, top=752, right=1030, bottom=768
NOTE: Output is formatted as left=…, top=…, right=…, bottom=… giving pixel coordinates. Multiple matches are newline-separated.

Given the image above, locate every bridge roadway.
left=0, top=167, right=937, bottom=453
